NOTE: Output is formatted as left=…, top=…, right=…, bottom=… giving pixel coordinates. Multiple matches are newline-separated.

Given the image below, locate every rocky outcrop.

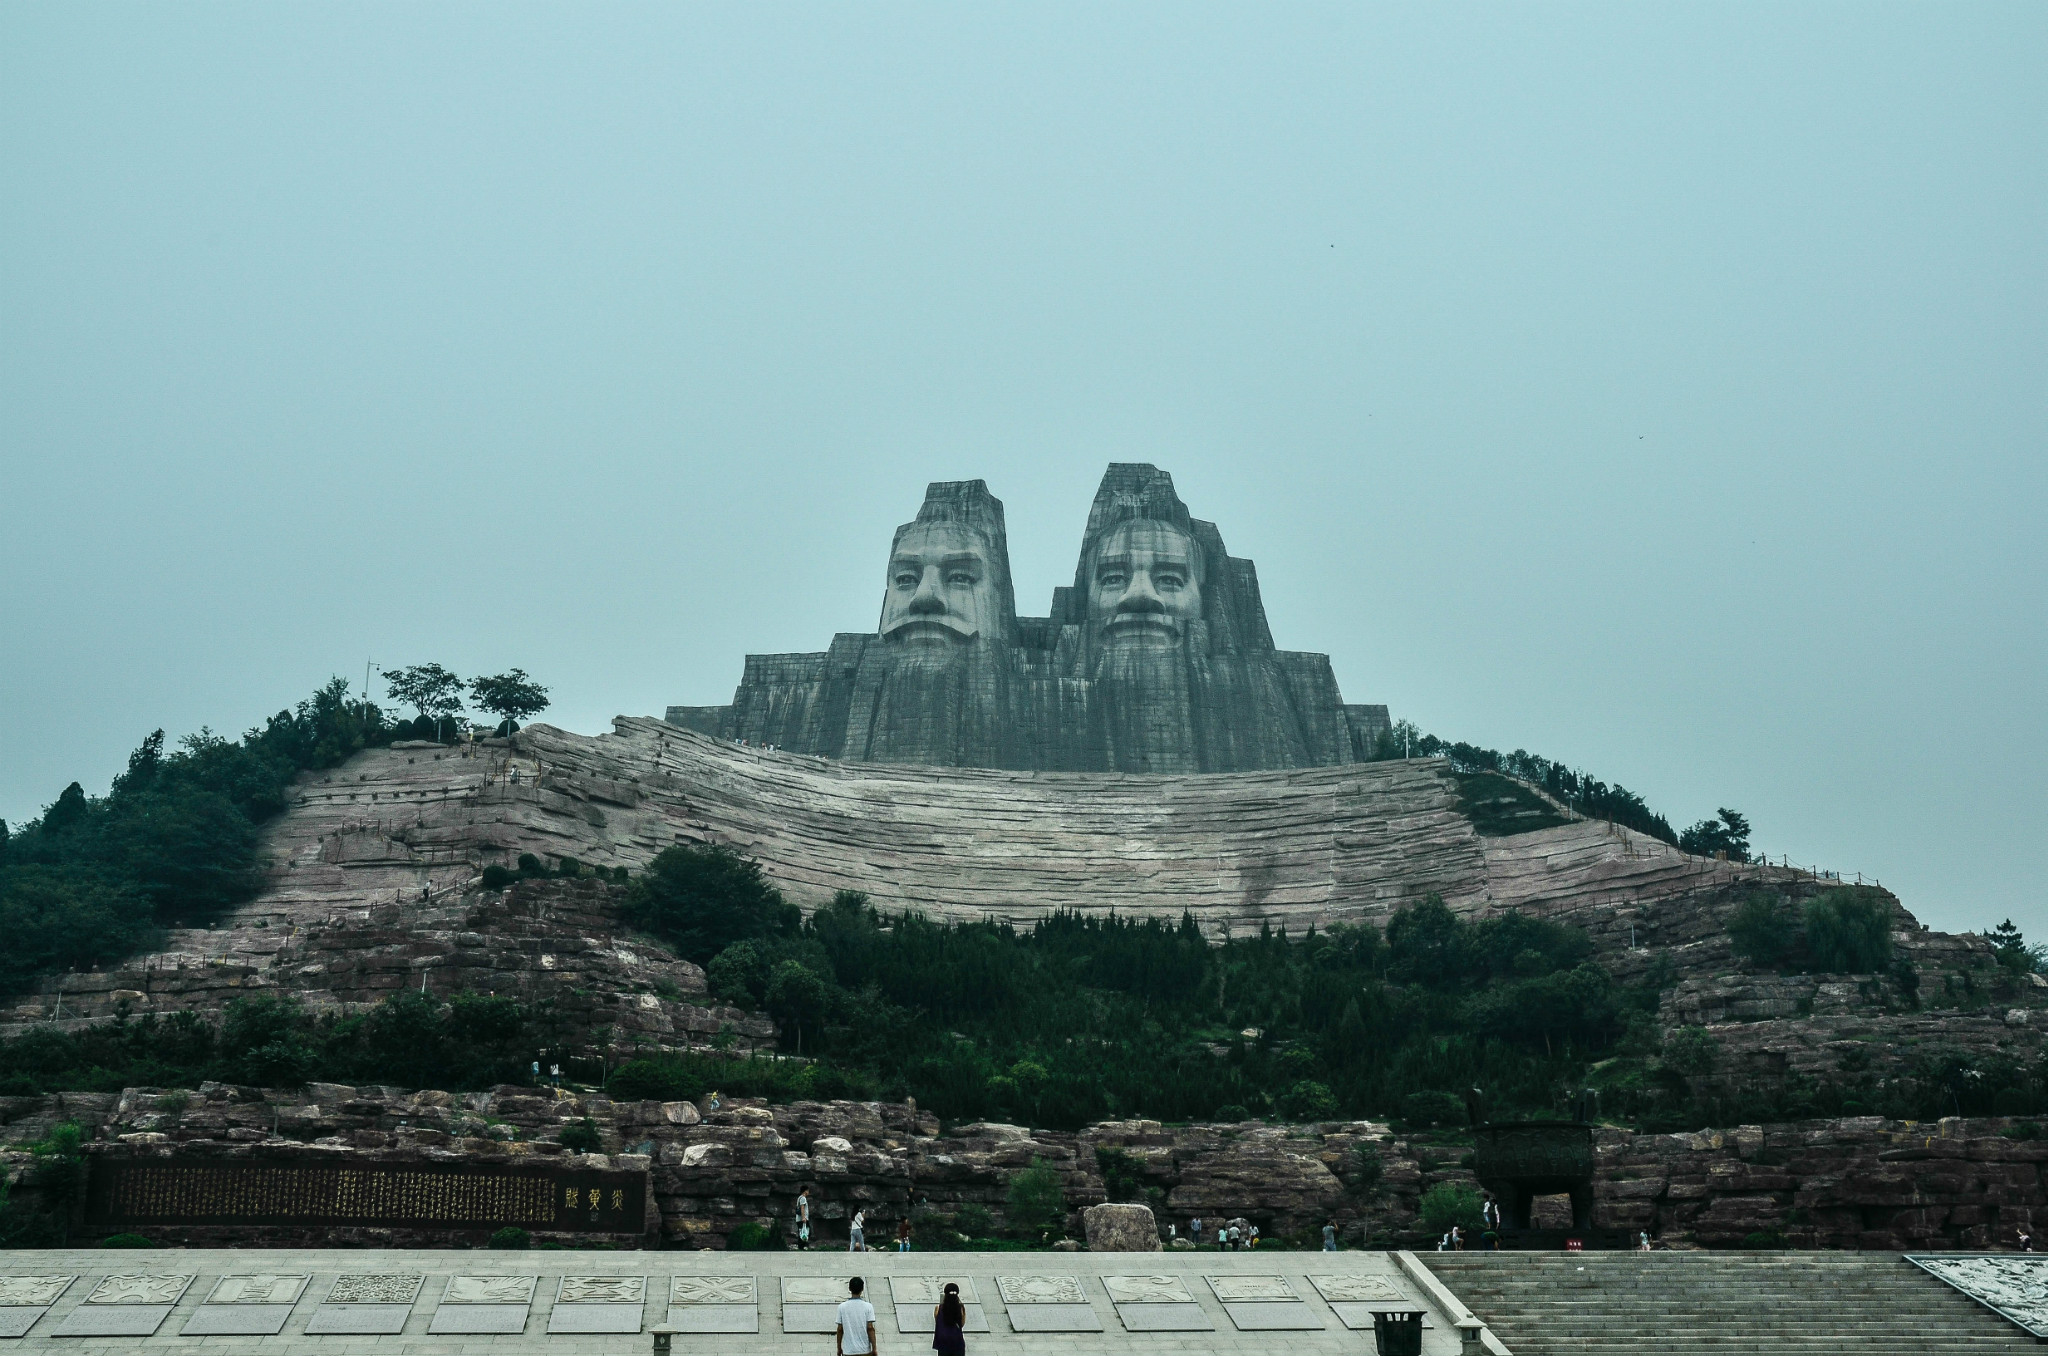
left=1083, top=1202, right=1160, bottom=1250
left=8, top=1081, right=2042, bottom=1252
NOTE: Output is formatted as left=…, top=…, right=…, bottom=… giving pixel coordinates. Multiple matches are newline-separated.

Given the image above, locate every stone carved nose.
left=908, top=569, right=948, bottom=614
left=1117, top=573, right=1165, bottom=613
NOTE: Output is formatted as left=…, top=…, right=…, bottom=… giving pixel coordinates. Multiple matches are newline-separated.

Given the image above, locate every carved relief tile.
left=206, top=1275, right=309, bottom=1305
left=781, top=1278, right=851, bottom=1305
left=326, top=1274, right=426, bottom=1305
left=85, top=1275, right=194, bottom=1306
left=1206, top=1275, right=1297, bottom=1302
left=888, top=1277, right=979, bottom=1305
left=557, top=1277, right=644, bottom=1305
left=996, top=1275, right=1087, bottom=1306
left=1911, top=1256, right=2048, bottom=1337
left=0, top=1277, right=74, bottom=1308
left=1307, top=1274, right=1406, bottom=1303
left=1102, top=1275, right=1194, bottom=1304
left=670, top=1276, right=757, bottom=1305
left=443, top=1275, right=537, bottom=1305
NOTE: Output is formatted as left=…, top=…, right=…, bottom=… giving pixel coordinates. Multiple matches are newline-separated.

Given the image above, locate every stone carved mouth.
left=884, top=618, right=975, bottom=644
left=1102, top=613, right=1182, bottom=643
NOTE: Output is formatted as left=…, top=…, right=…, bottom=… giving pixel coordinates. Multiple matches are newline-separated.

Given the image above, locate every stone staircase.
left=1425, top=1252, right=2037, bottom=1354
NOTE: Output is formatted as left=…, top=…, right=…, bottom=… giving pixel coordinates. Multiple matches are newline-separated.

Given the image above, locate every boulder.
left=1084, top=1202, right=1161, bottom=1252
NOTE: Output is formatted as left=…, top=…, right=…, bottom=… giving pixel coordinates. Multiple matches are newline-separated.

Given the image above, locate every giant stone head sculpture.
left=877, top=479, right=1016, bottom=648
left=1075, top=464, right=1209, bottom=652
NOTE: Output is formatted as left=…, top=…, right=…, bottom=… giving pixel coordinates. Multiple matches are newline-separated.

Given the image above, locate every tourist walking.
left=1190, top=1216, right=1203, bottom=1246
left=849, top=1209, right=866, bottom=1252
left=1322, top=1220, right=1338, bottom=1251
left=797, top=1187, right=812, bottom=1249
left=2022, top=1228, right=2035, bottom=1253
left=836, top=1277, right=877, bottom=1356
left=897, top=1216, right=913, bottom=1252
left=1249, top=1224, right=1260, bottom=1249
left=932, top=1282, right=967, bottom=1356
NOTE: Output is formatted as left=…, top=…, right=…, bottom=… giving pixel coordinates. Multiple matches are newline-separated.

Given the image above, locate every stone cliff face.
left=668, top=465, right=1391, bottom=772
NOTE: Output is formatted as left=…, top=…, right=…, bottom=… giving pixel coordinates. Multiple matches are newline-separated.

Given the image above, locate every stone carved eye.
left=894, top=572, right=918, bottom=587
left=1155, top=573, right=1185, bottom=591
left=1098, top=571, right=1128, bottom=589
left=947, top=572, right=977, bottom=586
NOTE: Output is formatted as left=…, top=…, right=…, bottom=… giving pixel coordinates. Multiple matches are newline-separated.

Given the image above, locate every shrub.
left=1661, top=1026, right=1719, bottom=1076
left=557, top=1117, right=602, bottom=1153
left=488, top=1226, right=530, bottom=1249
left=1278, top=1079, right=1338, bottom=1121
left=1400, top=1090, right=1467, bottom=1128
left=1803, top=889, right=1892, bottom=973
left=1212, top=1104, right=1251, bottom=1122
left=728, top=1220, right=777, bottom=1250
left=1418, top=1182, right=1484, bottom=1236
left=102, top=1234, right=152, bottom=1248
left=953, top=1203, right=995, bottom=1238
left=1741, top=1228, right=1786, bottom=1249
left=480, top=865, right=514, bottom=891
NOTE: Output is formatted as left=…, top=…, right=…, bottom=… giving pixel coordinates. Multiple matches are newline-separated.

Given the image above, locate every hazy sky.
left=3, top=5, right=2042, bottom=937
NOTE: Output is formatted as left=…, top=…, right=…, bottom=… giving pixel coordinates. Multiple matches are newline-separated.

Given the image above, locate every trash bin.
left=1371, top=1309, right=1424, bottom=1356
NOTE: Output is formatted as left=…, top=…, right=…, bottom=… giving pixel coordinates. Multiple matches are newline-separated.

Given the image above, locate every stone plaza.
left=1, top=1247, right=2045, bottom=1356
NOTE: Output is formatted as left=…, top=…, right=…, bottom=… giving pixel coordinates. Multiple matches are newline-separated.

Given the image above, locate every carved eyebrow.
left=938, top=553, right=984, bottom=569
left=1094, top=554, right=1133, bottom=572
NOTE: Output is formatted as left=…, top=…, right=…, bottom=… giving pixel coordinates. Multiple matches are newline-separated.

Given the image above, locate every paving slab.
left=442, top=1275, right=538, bottom=1305
left=1006, top=1303, right=1103, bottom=1333
left=428, top=1302, right=530, bottom=1334
left=51, top=1306, right=175, bottom=1337
left=1114, top=1301, right=1214, bottom=1332
left=1222, top=1301, right=1324, bottom=1330
left=895, top=1303, right=989, bottom=1333
left=180, top=1303, right=297, bottom=1335
left=305, top=1303, right=415, bottom=1335
left=0, top=1309, right=53, bottom=1340
left=663, top=1304, right=759, bottom=1334
left=1331, top=1302, right=1431, bottom=1331
left=546, top=1303, right=643, bottom=1334
left=781, top=1302, right=842, bottom=1334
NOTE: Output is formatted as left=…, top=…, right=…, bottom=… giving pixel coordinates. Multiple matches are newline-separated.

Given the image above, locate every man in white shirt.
left=836, top=1277, right=877, bottom=1356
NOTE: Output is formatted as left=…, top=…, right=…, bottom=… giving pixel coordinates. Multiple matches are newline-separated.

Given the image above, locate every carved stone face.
left=1088, top=520, right=1203, bottom=648
left=879, top=522, right=1002, bottom=647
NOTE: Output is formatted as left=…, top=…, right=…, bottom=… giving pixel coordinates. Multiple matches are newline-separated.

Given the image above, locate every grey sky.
left=3, top=5, right=2041, bottom=936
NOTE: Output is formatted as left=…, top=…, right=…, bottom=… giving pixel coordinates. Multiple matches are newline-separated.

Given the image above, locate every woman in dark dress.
left=932, top=1282, right=966, bottom=1356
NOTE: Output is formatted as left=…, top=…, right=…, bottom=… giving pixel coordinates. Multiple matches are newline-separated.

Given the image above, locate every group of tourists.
left=1436, top=1193, right=1507, bottom=1252
left=1186, top=1215, right=1259, bottom=1250
left=795, top=1188, right=916, bottom=1254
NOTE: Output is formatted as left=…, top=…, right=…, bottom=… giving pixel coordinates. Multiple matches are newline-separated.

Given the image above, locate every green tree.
left=1680, top=808, right=1753, bottom=862
left=765, top=960, right=830, bottom=1055
left=1418, top=1181, right=1484, bottom=1237
left=468, top=669, right=551, bottom=736
left=383, top=664, right=466, bottom=740
left=1005, top=1159, right=1067, bottom=1240
left=1803, top=889, right=1892, bottom=973
left=1728, top=894, right=1798, bottom=968
left=1278, top=1079, right=1339, bottom=1121
left=706, top=941, right=769, bottom=1005
left=621, top=844, right=799, bottom=965
left=1988, top=920, right=2046, bottom=976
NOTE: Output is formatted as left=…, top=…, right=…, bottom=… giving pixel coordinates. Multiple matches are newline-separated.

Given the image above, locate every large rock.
left=1084, top=1202, right=1161, bottom=1252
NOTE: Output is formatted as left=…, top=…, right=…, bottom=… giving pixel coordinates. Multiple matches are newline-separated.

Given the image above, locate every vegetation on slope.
left=0, top=670, right=547, bottom=995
